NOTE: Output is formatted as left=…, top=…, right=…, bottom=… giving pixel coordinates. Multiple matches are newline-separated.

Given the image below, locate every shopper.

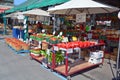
left=28, top=23, right=33, bottom=39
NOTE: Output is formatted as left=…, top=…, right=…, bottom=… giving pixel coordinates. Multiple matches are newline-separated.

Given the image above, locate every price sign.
left=74, top=47, right=79, bottom=50
left=54, top=46, right=59, bottom=51
left=29, top=38, right=32, bottom=41
left=67, top=48, right=73, bottom=53
left=38, top=41, right=41, bottom=48
left=60, top=48, right=66, bottom=51
left=76, top=13, right=86, bottom=23
left=59, top=32, right=63, bottom=36
left=53, top=31, right=56, bottom=35
left=47, top=49, right=50, bottom=55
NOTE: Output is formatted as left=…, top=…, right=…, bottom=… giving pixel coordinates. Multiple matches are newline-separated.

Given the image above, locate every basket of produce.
left=49, top=37, right=60, bottom=44
left=30, top=34, right=36, bottom=40
left=44, top=34, right=53, bottom=42
left=36, top=37, right=43, bottom=41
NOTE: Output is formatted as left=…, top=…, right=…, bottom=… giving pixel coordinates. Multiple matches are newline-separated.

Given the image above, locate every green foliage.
left=30, top=50, right=41, bottom=54
left=55, top=51, right=64, bottom=63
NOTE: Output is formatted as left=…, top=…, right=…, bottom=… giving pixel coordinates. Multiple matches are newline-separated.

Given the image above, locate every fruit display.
left=5, top=38, right=30, bottom=51
left=91, top=29, right=119, bottom=41
left=56, top=41, right=97, bottom=49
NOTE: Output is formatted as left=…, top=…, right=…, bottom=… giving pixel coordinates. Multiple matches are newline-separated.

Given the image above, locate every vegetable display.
left=5, top=38, right=30, bottom=51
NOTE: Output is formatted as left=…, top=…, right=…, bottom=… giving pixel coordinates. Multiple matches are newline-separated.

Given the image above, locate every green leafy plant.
left=40, top=50, right=47, bottom=56
left=55, top=51, right=64, bottom=64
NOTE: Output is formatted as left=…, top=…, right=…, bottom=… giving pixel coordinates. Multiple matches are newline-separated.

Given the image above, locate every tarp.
left=5, top=12, right=23, bottom=19
left=22, top=9, right=50, bottom=16
left=48, top=0, right=119, bottom=14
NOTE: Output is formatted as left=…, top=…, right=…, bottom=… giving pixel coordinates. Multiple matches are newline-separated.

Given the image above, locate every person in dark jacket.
left=37, top=22, right=43, bottom=33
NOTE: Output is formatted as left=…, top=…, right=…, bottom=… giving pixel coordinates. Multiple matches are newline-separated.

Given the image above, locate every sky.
left=14, top=0, right=27, bottom=5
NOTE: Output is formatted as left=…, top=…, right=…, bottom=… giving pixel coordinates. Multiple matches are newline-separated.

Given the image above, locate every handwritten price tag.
left=67, top=48, right=73, bottom=53
left=54, top=46, right=59, bottom=51
left=60, top=48, right=66, bottom=51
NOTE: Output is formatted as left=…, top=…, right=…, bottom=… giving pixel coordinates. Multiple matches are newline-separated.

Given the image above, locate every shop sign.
left=76, top=13, right=86, bottom=23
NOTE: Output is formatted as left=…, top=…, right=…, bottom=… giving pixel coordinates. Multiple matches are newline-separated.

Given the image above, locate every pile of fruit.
left=5, top=38, right=30, bottom=51
left=56, top=41, right=97, bottom=49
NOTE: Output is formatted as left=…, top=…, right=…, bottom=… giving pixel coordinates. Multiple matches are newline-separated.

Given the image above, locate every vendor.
left=36, top=21, right=43, bottom=33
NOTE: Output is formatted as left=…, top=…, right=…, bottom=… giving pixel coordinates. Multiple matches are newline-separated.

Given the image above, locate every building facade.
left=0, top=0, right=13, bottom=6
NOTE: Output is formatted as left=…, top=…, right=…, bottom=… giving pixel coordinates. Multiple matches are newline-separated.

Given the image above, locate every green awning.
left=27, top=0, right=49, bottom=10
left=5, top=8, right=15, bottom=13
left=5, top=0, right=69, bottom=13
left=27, top=0, right=69, bottom=10
left=5, top=0, right=39, bottom=13
left=14, top=0, right=39, bottom=11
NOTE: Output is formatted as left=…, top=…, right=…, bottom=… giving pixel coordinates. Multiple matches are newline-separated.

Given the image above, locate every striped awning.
left=0, top=8, right=9, bottom=13
left=0, top=5, right=13, bottom=13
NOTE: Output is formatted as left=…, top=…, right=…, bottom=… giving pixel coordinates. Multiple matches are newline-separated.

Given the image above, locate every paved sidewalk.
left=0, top=35, right=117, bottom=80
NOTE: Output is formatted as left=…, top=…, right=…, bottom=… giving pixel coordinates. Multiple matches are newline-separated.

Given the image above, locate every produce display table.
left=29, top=38, right=105, bottom=80
left=30, top=54, right=45, bottom=63
left=29, top=41, right=55, bottom=69
left=52, top=41, right=105, bottom=79
left=5, top=38, right=30, bottom=54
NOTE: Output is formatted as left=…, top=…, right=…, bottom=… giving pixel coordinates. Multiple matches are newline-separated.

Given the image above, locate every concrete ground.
left=0, top=34, right=117, bottom=80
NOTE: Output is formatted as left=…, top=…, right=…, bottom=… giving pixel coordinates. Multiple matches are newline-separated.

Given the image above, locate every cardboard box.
left=42, top=41, right=48, bottom=50
left=104, top=53, right=110, bottom=59
left=85, top=56, right=89, bottom=61
left=110, top=55, right=117, bottom=61
left=113, top=48, right=118, bottom=54
left=89, top=58, right=102, bottom=64
left=113, top=52, right=118, bottom=56
left=90, top=51, right=104, bottom=59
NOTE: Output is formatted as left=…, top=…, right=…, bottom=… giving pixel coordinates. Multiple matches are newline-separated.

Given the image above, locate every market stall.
left=47, top=0, right=119, bottom=79
left=48, top=0, right=120, bottom=62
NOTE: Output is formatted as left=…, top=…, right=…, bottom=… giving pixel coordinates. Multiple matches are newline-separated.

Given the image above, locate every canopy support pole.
left=23, top=16, right=28, bottom=41
left=116, top=36, right=120, bottom=80
left=3, top=13, right=7, bottom=35
left=53, top=14, right=56, bottom=31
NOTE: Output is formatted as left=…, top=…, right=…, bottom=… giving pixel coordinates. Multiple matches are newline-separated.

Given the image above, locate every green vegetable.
left=30, top=50, right=41, bottom=54
left=40, top=50, right=47, bottom=56
left=55, top=51, right=64, bottom=63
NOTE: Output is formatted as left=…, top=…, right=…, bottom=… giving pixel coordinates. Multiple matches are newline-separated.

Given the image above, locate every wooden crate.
left=42, top=42, right=48, bottom=50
